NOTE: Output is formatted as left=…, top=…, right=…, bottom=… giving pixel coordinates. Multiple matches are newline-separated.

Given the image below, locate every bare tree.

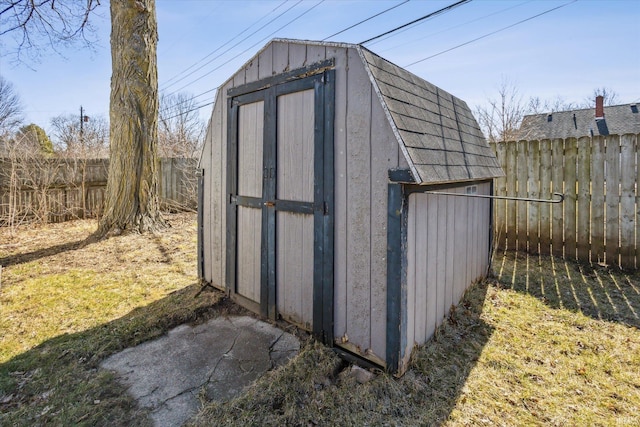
left=51, top=113, right=109, bottom=158
left=581, top=87, right=620, bottom=108
left=0, top=0, right=100, bottom=62
left=0, top=76, right=24, bottom=149
left=475, top=78, right=528, bottom=143
left=158, top=92, right=205, bottom=158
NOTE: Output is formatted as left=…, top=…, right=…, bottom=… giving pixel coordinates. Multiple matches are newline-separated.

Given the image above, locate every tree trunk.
left=98, top=0, right=165, bottom=236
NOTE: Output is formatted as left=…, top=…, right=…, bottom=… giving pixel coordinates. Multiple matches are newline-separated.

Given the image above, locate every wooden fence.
left=0, top=157, right=197, bottom=225
left=491, top=133, right=639, bottom=270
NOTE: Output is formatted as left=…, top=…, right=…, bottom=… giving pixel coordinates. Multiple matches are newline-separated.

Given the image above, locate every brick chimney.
left=595, top=95, right=604, bottom=119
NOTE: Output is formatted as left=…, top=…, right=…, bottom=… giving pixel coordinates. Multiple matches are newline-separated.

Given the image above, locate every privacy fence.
left=491, top=133, right=639, bottom=270
left=0, top=157, right=197, bottom=226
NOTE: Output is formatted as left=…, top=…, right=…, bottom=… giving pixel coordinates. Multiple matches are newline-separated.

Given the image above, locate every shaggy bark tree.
left=97, top=0, right=165, bottom=235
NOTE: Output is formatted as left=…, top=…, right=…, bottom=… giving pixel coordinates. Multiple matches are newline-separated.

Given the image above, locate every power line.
left=162, top=99, right=216, bottom=121
left=161, top=0, right=295, bottom=90
left=360, top=0, right=471, bottom=45
left=376, top=0, right=532, bottom=53
left=167, top=0, right=325, bottom=96
left=321, top=0, right=410, bottom=41
left=405, top=0, right=577, bottom=67
left=158, top=87, right=217, bottom=114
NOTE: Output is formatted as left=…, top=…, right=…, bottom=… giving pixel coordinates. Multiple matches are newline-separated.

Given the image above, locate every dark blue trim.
left=388, top=168, right=415, bottom=183
left=321, top=69, right=336, bottom=343
left=225, top=100, right=238, bottom=295
left=227, top=59, right=334, bottom=97
left=386, top=182, right=404, bottom=373
left=197, top=170, right=205, bottom=281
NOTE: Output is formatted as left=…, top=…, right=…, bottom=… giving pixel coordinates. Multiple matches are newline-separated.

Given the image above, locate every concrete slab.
left=100, top=316, right=300, bottom=427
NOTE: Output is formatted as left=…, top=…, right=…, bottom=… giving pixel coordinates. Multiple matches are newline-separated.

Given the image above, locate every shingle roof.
left=517, top=104, right=640, bottom=140
left=358, top=47, right=504, bottom=184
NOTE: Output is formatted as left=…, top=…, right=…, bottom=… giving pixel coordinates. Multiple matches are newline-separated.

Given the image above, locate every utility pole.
left=80, top=105, right=84, bottom=148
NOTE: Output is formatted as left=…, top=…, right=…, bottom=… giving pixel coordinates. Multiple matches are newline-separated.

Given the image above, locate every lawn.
left=1, top=216, right=639, bottom=426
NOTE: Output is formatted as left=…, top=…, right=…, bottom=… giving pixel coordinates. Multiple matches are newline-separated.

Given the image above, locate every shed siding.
left=327, top=44, right=349, bottom=345
left=202, top=89, right=227, bottom=290
left=344, top=46, right=373, bottom=352
left=201, top=39, right=495, bottom=372
left=405, top=181, right=491, bottom=358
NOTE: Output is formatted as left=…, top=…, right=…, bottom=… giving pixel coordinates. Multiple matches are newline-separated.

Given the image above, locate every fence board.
left=620, top=134, right=636, bottom=268
left=551, top=138, right=565, bottom=257
left=591, top=136, right=606, bottom=263
left=577, top=136, right=591, bottom=261
left=564, top=138, right=578, bottom=260
left=606, top=135, right=620, bottom=266
left=539, top=139, right=552, bottom=254
left=493, top=142, right=507, bottom=248
left=0, top=158, right=196, bottom=225
left=505, top=142, right=517, bottom=250
left=516, top=140, right=529, bottom=252
left=528, top=140, right=540, bottom=253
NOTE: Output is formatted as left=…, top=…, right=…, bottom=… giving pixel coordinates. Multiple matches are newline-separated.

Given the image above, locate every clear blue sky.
left=1, top=0, right=639, bottom=135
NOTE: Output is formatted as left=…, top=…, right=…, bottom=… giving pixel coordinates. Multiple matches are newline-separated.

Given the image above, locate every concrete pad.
left=100, top=316, right=300, bottom=427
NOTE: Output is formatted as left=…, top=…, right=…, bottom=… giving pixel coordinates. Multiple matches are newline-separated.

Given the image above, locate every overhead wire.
left=376, top=0, right=532, bottom=53
left=166, top=0, right=325, bottom=96
left=161, top=0, right=297, bottom=91
left=164, top=0, right=576, bottom=119
left=360, top=0, right=471, bottom=44
left=405, top=0, right=577, bottom=67
left=321, top=0, right=410, bottom=41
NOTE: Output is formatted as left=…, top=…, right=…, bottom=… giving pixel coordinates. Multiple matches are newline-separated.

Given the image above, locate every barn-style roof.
left=517, top=104, right=640, bottom=140
left=224, top=39, right=504, bottom=184
left=356, top=46, right=504, bottom=184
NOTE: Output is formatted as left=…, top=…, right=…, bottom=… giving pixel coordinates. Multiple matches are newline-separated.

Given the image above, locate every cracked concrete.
left=100, top=316, right=300, bottom=427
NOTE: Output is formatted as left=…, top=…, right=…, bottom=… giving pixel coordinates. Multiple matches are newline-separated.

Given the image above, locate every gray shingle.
left=360, top=46, right=503, bottom=184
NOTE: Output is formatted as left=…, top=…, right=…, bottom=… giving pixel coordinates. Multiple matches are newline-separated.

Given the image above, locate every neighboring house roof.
left=356, top=45, right=504, bottom=183
left=517, top=103, right=640, bottom=140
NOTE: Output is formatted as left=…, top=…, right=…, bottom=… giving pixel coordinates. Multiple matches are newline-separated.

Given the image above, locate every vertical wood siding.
left=492, top=134, right=639, bottom=269
left=275, top=89, right=315, bottom=330
left=405, top=182, right=491, bottom=355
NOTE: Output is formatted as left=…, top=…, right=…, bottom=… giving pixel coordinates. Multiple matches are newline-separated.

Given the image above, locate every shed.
left=197, top=39, right=504, bottom=374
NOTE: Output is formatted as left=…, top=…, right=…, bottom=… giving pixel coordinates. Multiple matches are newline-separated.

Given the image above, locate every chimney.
left=595, top=95, right=604, bottom=119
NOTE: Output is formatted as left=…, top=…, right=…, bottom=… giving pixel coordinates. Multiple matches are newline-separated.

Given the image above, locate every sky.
left=1, top=0, right=639, bottom=136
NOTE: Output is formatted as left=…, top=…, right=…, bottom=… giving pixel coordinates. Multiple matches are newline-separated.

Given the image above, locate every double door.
left=226, top=71, right=334, bottom=342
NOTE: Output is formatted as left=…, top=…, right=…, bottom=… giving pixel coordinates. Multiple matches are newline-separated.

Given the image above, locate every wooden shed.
left=197, top=39, right=504, bottom=374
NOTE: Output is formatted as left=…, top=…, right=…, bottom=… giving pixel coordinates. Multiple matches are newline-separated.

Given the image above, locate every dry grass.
left=1, top=216, right=639, bottom=426
left=192, top=251, right=640, bottom=427
left=0, top=214, right=228, bottom=426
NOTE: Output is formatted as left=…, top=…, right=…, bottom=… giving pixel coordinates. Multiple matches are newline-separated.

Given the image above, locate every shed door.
left=227, top=70, right=335, bottom=342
